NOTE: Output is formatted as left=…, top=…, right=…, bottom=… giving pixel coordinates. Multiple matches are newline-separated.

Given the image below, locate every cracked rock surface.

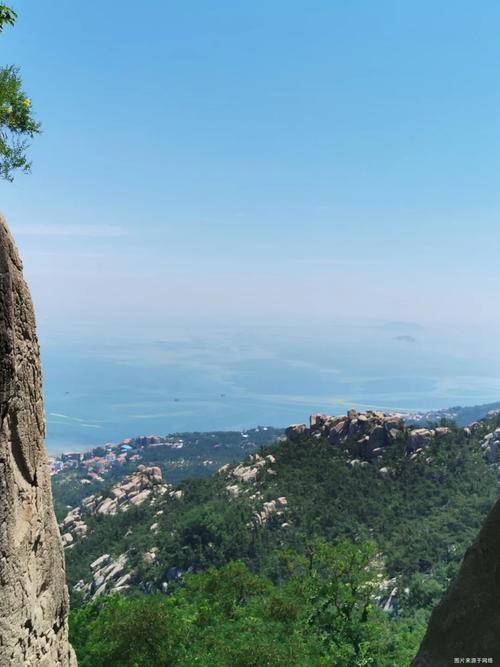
left=0, top=215, right=76, bottom=666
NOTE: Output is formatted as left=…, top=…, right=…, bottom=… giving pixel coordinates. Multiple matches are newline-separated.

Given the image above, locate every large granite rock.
left=286, top=410, right=408, bottom=461
left=0, top=216, right=76, bottom=665
left=412, top=497, right=500, bottom=665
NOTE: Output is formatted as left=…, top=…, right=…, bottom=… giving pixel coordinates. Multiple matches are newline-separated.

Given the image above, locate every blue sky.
left=2, top=2, right=500, bottom=445
left=0, top=1, right=499, bottom=337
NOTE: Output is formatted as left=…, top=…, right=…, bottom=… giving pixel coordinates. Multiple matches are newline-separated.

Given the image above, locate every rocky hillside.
left=286, top=408, right=452, bottom=461
left=61, top=407, right=500, bottom=620
left=61, top=465, right=170, bottom=546
left=51, top=427, right=283, bottom=521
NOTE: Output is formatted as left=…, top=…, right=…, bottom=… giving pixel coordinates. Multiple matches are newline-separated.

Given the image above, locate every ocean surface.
left=41, top=323, right=500, bottom=455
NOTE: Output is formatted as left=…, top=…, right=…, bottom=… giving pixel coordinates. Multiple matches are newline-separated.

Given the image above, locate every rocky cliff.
left=0, top=216, right=76, bottom=665
left=412, top=496, right=500, bottom=665
left=286, top=409, right=451, bottom=462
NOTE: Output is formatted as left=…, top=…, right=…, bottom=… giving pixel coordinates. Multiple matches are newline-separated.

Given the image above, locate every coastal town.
left=48, top=427, right=284, bottom=485
left=49, top=435, right=184, bottom=479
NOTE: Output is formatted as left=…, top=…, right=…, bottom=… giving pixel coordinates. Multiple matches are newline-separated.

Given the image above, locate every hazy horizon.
left=42, top=321, right=500, bottom=455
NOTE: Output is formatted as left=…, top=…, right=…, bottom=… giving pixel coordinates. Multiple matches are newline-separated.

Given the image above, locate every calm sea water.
left=41, top=324, right=500, bottom=455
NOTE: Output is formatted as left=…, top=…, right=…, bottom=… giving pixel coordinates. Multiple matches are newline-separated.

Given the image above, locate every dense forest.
left=70, top=541, right=421, bottom=666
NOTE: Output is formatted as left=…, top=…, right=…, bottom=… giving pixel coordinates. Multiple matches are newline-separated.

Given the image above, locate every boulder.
left=348, top=418, right=361, bottom=438
left=434, top=427, right=450, bottom=437
left=387, top=428, right=401, bottom=441
left=485, top=439, right=500, bottom=463
left=328, top=420, right=347, bottom=443
left=408, top=428, right=434, bottom=451
left=233, top=464, right=259, bottom=483
left=143, top=552, right=157, bottom=567
left=285, top=424, right=310, bottom=441
left=97, top=497, right=118, bottom=515
left=147, top=466, right=163, bottom=483
left=61, top=533, right=73, bottom=547
left=91, top=554, right=110, bottom=571
left=114, top=573, right=132, bottom=589
left=73, top=521, right=88, bottom=538
left=111, top=488, right=126, bottom=501
left=383, top=416, right=403, bottom=431
left=129, top=489, right=152, bottom=505
left=226, top=484, right=240, bottom=498
left=367, top=425, right=387, bottom=452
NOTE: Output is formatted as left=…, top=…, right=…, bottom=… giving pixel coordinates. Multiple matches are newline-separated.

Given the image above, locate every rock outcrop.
left=74, top=553, right=131, bottom=600
left=218, top=453, right=277, bottom=495
left=286, top=410, right=450, bottom=463
left=482, top=427, right=500, bottom=463
left=0, top=216, right=76, bottom=665
left=412, top=496, right=500, bottom=665
left=60, top=465, right=170, bottom=545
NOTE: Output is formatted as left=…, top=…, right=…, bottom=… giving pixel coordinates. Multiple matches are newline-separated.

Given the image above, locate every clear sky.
left=2, top=2, right=500, bottom=446
left=1, top=1, right=500, bottom=335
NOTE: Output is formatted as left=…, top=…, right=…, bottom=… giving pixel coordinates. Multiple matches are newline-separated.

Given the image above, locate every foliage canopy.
left=0, top=5, right=40, bottom=180
left=70, top=540, right=423, bottom=667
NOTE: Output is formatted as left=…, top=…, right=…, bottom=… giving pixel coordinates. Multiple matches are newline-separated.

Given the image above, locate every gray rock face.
left=412, top=497, right=500, bottom=665
left=0, top=216, right=76, bottom=665
left=285, top=423, right=310, bottom=441
left=286, top=411, right=453, bottom=465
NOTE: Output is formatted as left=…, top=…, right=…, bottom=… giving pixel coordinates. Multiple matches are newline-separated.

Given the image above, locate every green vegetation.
left=0, top=5, right=40, bottom=180
left=64, top=414, right=500, bottom=663
left=0, top=5, right=16, bottom=32
left=65, top=419, right=498, bottom=599
left=70, top=540, right=424, bottom=666
left=52, top=472, right=111, bottom=522
left=52, top=428, right=283, bottom=521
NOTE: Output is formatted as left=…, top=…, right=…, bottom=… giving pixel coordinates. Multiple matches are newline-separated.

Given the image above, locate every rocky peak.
left=0, top=216, right=76, bottom=665
left=285, top=409, right=450, bottom=463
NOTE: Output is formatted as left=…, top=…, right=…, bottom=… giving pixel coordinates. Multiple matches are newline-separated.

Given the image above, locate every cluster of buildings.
left=49, top=435, right=185, bottom=478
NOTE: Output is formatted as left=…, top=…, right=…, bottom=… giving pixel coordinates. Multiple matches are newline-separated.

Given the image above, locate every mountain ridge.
left=57, top=408, right=500, bottom=603
left=62, top=405, right=500, bottom=664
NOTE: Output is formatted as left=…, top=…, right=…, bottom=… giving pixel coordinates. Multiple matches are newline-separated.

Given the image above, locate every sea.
left=41, top=323, right=500, bottom=455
